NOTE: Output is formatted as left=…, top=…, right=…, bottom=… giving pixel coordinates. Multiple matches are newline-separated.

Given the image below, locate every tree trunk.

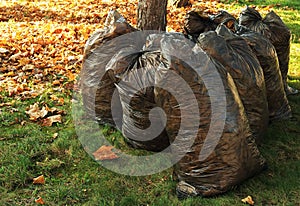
left=137, top=0, right=168, bottom=31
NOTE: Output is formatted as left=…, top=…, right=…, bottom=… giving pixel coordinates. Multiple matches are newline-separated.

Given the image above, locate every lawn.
left=0, top=0, right=299, bottom=205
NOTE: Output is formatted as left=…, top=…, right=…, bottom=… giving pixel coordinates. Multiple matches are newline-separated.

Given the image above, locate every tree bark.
left=137, top=0, right=168, bottom=31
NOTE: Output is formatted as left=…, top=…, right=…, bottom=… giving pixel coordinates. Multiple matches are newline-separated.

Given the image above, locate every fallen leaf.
left=67, top=55, right=76, bottom=61
left=45, top=105, right=65, bottom=114
left=41, top=114, right=62, bottom=126
left=4, top=71, right=15, bottom=77
left=52, top=28, right=63, bottom=34
left=242, top=195, right=255, bottom=205
left=57, top=98, right=65, bottom=105
left=25, top=103, right=48, bottom=121
left=52, top=80, right=61, bottom=86
left=9, top=52, right=22, bottom=61
left=35, top=197, right=45, bottom=205
left=92, top=145, right=119, bottom=160
left=50, top=95, right=59, bottom=101
left=22, top=64, right=34, bottom=71
left=36, top=157, right=64, bottom=169
left=0, top=48, right=9, bottom=53
left=53, top=133, right=58, bottom=139
left=0, top=102, right=13, bottom=107
left=33, top=175, right=45, bottom=185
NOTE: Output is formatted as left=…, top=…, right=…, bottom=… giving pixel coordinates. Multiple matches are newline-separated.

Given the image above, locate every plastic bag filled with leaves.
left=184, top=10, right=236, bottom=40
left=184, top=11, right=217, bottom=40
left=80, top=10, right=137, bottom=128
left=184, top=9, right=292, bottom=121
left=105, top=49, right=170, bottom=152
left=101, top=33, right=188, bottom=152
left=198, top=25, right=269, bottom=142
left=239, top=7, right=298, bottom=95
left=155, top=34, right=266, bottom=197
left=236, top=25, right=291, bottom=120
left=172, top=0, right=191, bottom=8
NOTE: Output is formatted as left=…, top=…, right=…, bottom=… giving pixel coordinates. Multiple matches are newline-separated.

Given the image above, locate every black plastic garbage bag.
left=184, top=10, right=236, bottom=40
left=236, top=25, right=292, bottom=120
left=103, top=33, right=188, bottom=152
left=184, top=11, right=217, bottom=40
left=155, top=34, right=266, bottom=197
left=105, top=50, right=170, bottom=152
left=198, top=25, right=269, bottom=142
left=172, top=0, right=191, bottom=8
left=210, top=10, right=237, bottom=30
left=80, top=10, right=137, bottom=128
left=185, top=8, right=292, bottom=121
left=239, top=7, right=298, bottom=95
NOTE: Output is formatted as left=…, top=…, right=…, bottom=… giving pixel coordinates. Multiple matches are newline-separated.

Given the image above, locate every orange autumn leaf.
left=35, top=197, right=45, bottom=205
left=50, top=95, right=59, bottom=101
left=66, top=71, right=76, bottom=81
left=52, top=28, right=63, bottom=34
left=50, top=95, right=65, bottom=105
left=41, top=114, right=62, bottom=126
left=92, top=145, right=119, bottom=161
left=33, top=175, right=45, bottom=185
left=57, top=98, right=65, bottom=105
left=45, top=105, right=65, bottom=115
left=52, top=80, right=61, bottom=86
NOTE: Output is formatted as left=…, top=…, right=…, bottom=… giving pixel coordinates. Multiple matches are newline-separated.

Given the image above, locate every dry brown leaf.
left=92, top=145, right=119, bottom=161
left=0, top=102, right=13, bottom=107
left=53, top=133, right=58, bottom=139
left=52, top=28, right=63, bottom=34
left=57, top=98, right=65, bottom=105
left=52, top=80, right=61, bottom=86
left=50, top=95, right=59, bottom=101
left=41, top=114, right=62, bottom=126
left=22, top=64, right=34, bottom=71
left=49, top=95, right=65, bottom=105
left=35, top=197, right=45, bottom=205
left=33, top=175, right=45, bottom=185
left=9, top=52, right=22, bottom=61
left=25, top=103, right=48, bottom=121
left=45, top=105, right=66, bottom=115
left=242, top=195, right=255, bottom=205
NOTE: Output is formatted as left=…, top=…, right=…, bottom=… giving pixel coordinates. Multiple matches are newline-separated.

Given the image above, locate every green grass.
left=225, top=0, right=300, bottom=10
left=1, top=1, right=300, bottom=206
